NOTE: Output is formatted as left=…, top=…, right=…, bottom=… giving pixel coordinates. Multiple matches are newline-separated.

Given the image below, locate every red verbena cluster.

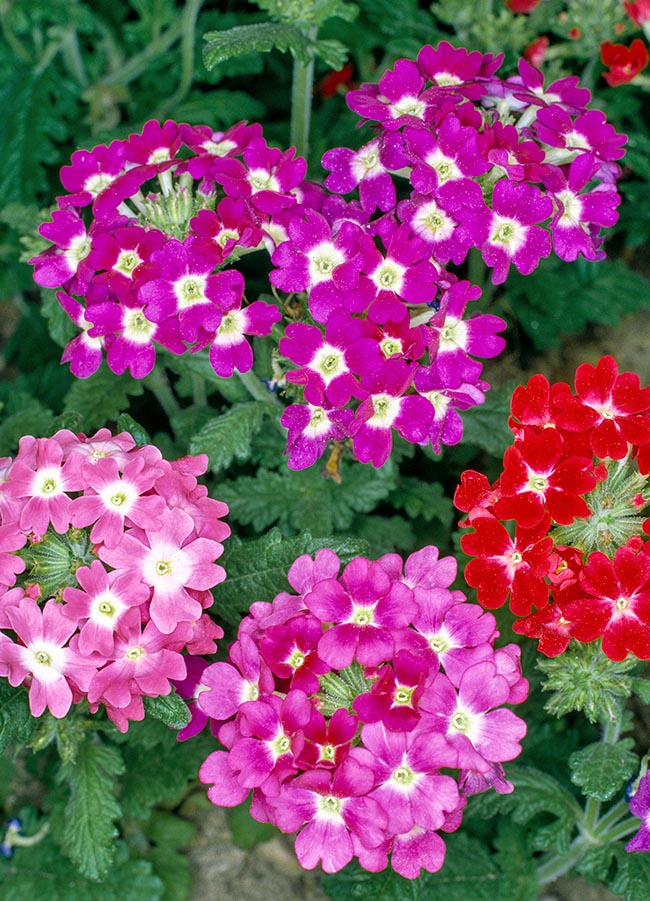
left=454, top=355, right=650, bottom=660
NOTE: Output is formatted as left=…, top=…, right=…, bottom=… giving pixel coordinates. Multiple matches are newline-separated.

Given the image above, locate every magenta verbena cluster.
left=29, top=43, right=625, bottom=471
left=29, top=120, right=289, bottom=379
left=191, top=546, right=528, bottom=879
left=0, top=429, right=230, bottom=731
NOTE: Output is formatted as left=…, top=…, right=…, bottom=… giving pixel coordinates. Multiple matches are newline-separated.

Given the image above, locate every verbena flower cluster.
left=28, top=43, right=626, bottom=471
left=455, top=354, right=650, bottom=661
left=0, top=429, right=230, bottom=731
left=29, top=120, right=287, bottom=380
left=193, top=547, right=528, bottom=878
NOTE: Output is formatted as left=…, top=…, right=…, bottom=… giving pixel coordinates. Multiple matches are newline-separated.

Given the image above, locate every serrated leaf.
left=388, top=477, right=454, bottom=525
left=40, top=288, right=78, bottom=348
left=0, top=68, right=69, bottom=203
left=58, top=741, right=125, bottom=880
left=203, top=22, right=312, bottom=69
left=116, top=413, right=151, bottom=447
left=610, top=849, right=650, bottom=901
left=0, top=837, right=163, bottom=901
left=351, top=514, right=415, bottom=555
left=0, top=681, right=35, bottom=753
left=143, top=690, right=192, bottom=731
left=313, top=38, right=348, bottom=69
left=506, top=258, right=650, bottom=350
left=569, top=740, right=639, bottom=801
left=63, top=363, right=144, bottom=431
left=460, top=381, right=517, bottom=458
left=215, top=528, right=369, bottom=623
left=576, top=844, right=618, bottom=884
left=219, top=459, right=396, bottom=535
left=189, top=401, right=276, bottom=473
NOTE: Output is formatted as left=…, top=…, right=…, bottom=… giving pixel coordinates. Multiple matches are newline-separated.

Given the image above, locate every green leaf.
left=116, top=413, right=151, bottom=447
left=219, top=459, right=396, bottom=535
left=569, top=740, right=639, bottom=801
left=0, top=836, right=163, bottom=901
left=460, top=381, right=517, bottom=458
left=215, top=528, right=369, bottom=623
left=63, top=363, right=144, bottom=432
left=58, top=741, right=125, bottom=880
left=203, top=22, right=312, bottom=69
left=119, top=728, right=212, bottom=821
left=610, top=849, right=650, bottom=901
left=0, top=681, right=35, bottom=753
left=506, top=258, right=650, bottom=350
left=388, top=477, right=454, bottom=525
left=631, top=677, right=650, bottom=704
left=350, top=514, right=415, bottom=555
left=189, top=401, right=277, bottom=473
left=143, top=690, right=192, bottom=731
left=0, top=393, right=55, bottom=455
left=576, top=844, right=618, bottom=884
left=40, top=288, right=78, bottom=349
left=145, top=811, right=197, bottom=901
left=0, top=68, right=69, bottom=203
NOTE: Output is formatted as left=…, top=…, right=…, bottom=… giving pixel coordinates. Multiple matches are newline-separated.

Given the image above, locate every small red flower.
left=601, top=39, right=649, bottom=86
left=568, top=27, right=582, bottom=39
left=506, top=0, right=541, bottom=12
left=461, top=509, right=553, bottom=615
left=513, top=601, right=575, bottom=657
left=494, top=428, right=598, bottom=528
left=563, top=545, right=650, bottom=661
left=554, top=355, right=650, bottom=458
left=523, top=36, right=550, bottom=67
left=317, top=63, right=355, bottom=99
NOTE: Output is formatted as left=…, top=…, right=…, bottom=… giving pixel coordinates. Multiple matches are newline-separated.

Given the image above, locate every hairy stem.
left=290, top=27, right=318, bottom=161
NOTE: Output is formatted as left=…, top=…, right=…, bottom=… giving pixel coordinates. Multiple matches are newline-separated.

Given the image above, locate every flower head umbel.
left=197, top=546, right=527, bottom=878
left=455, top=356, right=650, bottom=661
left=0, top=429, right=229, bottom=729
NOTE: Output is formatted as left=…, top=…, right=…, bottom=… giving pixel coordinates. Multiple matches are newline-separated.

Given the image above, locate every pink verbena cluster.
left=272, top=42, right=625, bottom=469
left=28, top=120, right=292, bottom=378
left=0, top=429, right=229, bottom=731
left=454, top=355, right=650, bottom=661
left=194, top=547, right=528, bottom=878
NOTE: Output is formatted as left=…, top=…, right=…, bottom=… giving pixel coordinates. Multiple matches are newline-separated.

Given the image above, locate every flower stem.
left=145, top=367, right=182, bottom=422
left=236, top=369, right=282, bottom=406
left=157, top=0, right=204, bottom=118
left=290, top=27, right=318, bottom=161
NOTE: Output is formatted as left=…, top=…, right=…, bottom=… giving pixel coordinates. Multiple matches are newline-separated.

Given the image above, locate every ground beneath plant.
left=187, top=310, right=650, bottom=900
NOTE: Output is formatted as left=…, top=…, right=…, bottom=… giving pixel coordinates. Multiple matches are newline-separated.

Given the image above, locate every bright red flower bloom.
left=624, top=1, right=650, bottom=26
left=523, top=36, right=549, bottom=67
left=512, top=601, right=575, bottom=657
left=563, top=546, right=650, bottom=661
left=494, top=428, right=598, bottom=528
left=554, top=355, right=650, bottom=459
left=461, top=509, right=553, bottom=615
left=453, top=470, right=500, bottom=518
left=505, top=0, right=541, bottom=12
left=601, top=39, right=649, bottom=86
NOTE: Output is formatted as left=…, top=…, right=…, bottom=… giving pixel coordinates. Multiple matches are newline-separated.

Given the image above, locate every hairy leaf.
left=215, top=528, right=369, bottom=623
left=0, top=392, right=55, bottom=456
left=58, top=741, right=125, bottom=880
left=460, top=381, right=518, bottom=458
left=189, top=401, right=277, bottom=473
left=143, top=691, right=192, bottom=731
left=0, top=681, right=35, bottom=753
left=388, top=477, right=454, bottom=525
left=203, top=22, right=313, bottom=68
left=219, top=460, right=396, bottom=534
left=610, top=849, right=650, bottom=901
left=569, top=740, right=639, bottom=801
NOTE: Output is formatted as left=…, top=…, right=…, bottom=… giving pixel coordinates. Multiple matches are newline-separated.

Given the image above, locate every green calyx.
left=551, top=459, right=649, bottom=558
left=317, top=659, right=373, bottom=718
left=18, top=527, right=96, bottom=600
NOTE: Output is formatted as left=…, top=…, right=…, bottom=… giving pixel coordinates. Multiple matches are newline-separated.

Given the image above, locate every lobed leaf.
left=569, top=740, right=639, bottom=802
left=189, top=401, right=277, bottom=473
left=58, top=741, right=125, bottom=880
